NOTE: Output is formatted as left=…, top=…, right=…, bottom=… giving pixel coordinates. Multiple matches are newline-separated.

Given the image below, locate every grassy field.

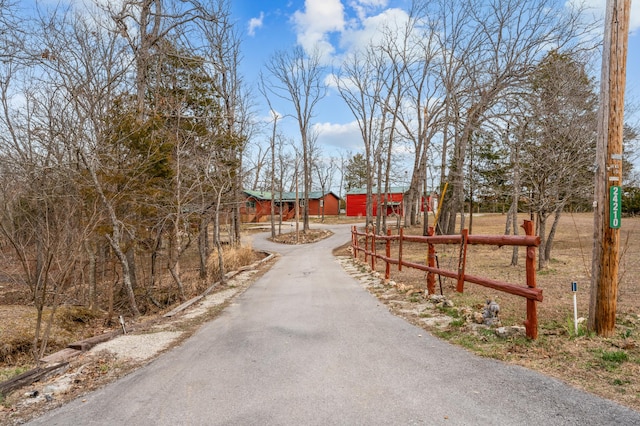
left=343, top=212, right=640, bottom=411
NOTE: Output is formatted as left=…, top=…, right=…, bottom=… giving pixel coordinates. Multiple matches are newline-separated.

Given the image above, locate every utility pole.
left=589, top=0, right=631, bottom=337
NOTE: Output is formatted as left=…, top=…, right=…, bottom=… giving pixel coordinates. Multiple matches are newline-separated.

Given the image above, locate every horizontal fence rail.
left=351, top=220, right=542, bottom=339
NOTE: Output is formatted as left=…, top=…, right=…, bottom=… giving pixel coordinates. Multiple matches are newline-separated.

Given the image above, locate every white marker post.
left=572, top=282, right=578, bottom=335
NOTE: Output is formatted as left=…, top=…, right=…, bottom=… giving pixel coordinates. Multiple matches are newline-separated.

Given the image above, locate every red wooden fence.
left=351, top=220, right=543, bottom=339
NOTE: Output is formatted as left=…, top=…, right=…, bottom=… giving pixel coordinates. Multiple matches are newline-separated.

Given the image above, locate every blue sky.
left=231, top=0, right=640, bottom=158
left=232, top=0, right=414, bottom=155
left=16, top=0, right=640, bottom=159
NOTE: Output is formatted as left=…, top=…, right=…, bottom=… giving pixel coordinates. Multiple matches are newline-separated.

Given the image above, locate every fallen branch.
left=0, top=362, right=69, bottom=397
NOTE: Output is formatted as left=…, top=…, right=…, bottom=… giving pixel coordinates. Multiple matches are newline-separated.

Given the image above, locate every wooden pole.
left=456, top=229, right=469, bottom=293
left=589, top=0, right=630, bottom=337
left=523, top=220, right=538, bottom=340
left=399, top=227, right=404, bottom=271
left=385, top=229, right=391, bottom=280
left=427, top=227, right=436, bottom=295
left=371, top=228, right=376, bottom=270
left=364, top=226, right=369, bottom=263
left=352, top=226, right=357, bottom=259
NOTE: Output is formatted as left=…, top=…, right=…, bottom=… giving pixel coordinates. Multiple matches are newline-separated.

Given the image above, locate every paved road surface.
left=29, top=224, right=640, bottom=425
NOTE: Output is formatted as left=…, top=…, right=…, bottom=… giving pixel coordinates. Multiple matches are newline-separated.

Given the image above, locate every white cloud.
left=348, top=0, right=389, bottom=22
left=340, top=7, right=410, bottom=54
left=292, top=0, right=345, bottom=61
left=268, top=109, right=284, bottom=121
left=629, top=1, right=640, bottom=33
left=566, top=0, right=640, bottom=33
left=313, top=120, right=363, bottom=152
left=248, top=12, right=265, bottom=37
left=357, top=0, right=389, bottom=6
left=290, top=0, right=412, bottom=65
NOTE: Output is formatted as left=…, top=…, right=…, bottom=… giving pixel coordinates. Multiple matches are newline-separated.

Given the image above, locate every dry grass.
left=0, top=243, right=262, bottom=382
left=0, top=305, right=102, bottom=366
left=207, top=244, right=260, bottom=282
left=346, top=212, right=640, bottom=411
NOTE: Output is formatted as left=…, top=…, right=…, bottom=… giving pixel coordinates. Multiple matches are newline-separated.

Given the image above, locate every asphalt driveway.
left=28, top=224, right=640, bottom=425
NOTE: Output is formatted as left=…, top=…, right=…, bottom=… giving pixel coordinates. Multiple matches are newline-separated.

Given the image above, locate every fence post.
left=399, top=227, right=404, bottom=271
left=352, top=226, right=357, bottom=259
left=522, top=220, right=538, bottom=339
left=456, top=229, right=469, bottom=293
left=371, top=227, right=376, bottom=270
left=385, top=229, right=391, bottom=279
left=364, top=226, right=369, bottom=263
left=427, top=226, right=436, bottom=295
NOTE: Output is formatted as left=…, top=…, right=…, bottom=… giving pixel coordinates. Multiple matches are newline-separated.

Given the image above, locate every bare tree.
left=392, top=1, right=445, bottom=230
left=312, top=150, right=337, bottom=223
left=196, top=0, right=253, bottom=246
left=276, top=136, right=295, bottom=234
left=107, top=0, right=218, bottom=113
left=335, top=46, right=393, bottom=229
left=0, top=7, right=102, bottom=356
left=522, top=51, right=598, bottom=269
left=0, top=161, right=90, bottom=363
left=268, top=112, right=279, bottom=237
left=0, top=0, right=23, bottom=63
left=0, top=0, right=249, bottom=333
left=264, top=46, right=326, bottom=232
left=53, top=11, right=144, bottom=316
left=435, top=0, right=594, bottom=234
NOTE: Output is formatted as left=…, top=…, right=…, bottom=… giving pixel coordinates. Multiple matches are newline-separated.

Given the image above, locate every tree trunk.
left=233, top=189, right=241, bottom=245
left=545, top=208, right=563, bottom=263
left=270, top=117, right=277, bottom=238
left=125, top=243, right=138, bottom=291
left=213, top=188, right=226, bottom=283
left=468, top=143, right=474, bottom=235
left=105, top=233, right=140, bottom=316
left=375, top=152, right=383, bottom=233
left=537, top=213, right=548, bottom=270
left=198, top=216, right=209, bottom=280
left=84, top=239, right=97, bottom=312
left=365, top=142, right=374, bottom=227
left=509, top=140, right=521, bottom=266
left=80, top=150, right=140, bottom=316
left=302, top=133, right=310, bottom=233
left=509, top=204, right=520, bottom=267
left=168, top=263, right=186, bottom=301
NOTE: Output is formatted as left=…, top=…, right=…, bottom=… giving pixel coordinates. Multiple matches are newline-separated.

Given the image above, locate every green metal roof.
left=345, top=186, right=409, bottom=195
left=243, top=190, right=341, bottom=201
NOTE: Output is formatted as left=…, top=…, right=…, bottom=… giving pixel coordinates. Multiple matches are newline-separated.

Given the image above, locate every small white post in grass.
left=119, top=315, right=127, bottom=335
left=572, top=282, right=578, bottom=335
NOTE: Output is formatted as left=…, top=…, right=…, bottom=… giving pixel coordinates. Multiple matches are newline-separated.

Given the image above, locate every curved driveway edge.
left=28, top=224, right=640, bottom=425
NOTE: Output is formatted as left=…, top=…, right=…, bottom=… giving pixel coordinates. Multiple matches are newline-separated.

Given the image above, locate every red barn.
left=345, top=187, right=436, bottom=218
left=346, top=187, right=407, bottom=217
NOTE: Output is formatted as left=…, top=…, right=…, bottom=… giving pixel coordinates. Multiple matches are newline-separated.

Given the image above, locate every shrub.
left=207, top=244, right=259, bottom=281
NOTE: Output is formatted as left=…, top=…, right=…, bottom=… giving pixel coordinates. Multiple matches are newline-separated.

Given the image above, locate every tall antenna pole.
left=589, top=0, right=631, bottom=337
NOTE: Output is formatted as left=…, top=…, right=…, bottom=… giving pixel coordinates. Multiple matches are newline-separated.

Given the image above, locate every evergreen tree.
left=344, top=153, right=369, bottom=192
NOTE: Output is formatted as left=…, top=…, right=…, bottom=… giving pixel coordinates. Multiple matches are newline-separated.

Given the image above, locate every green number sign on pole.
left=610, top=186, right=622, bottom=229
